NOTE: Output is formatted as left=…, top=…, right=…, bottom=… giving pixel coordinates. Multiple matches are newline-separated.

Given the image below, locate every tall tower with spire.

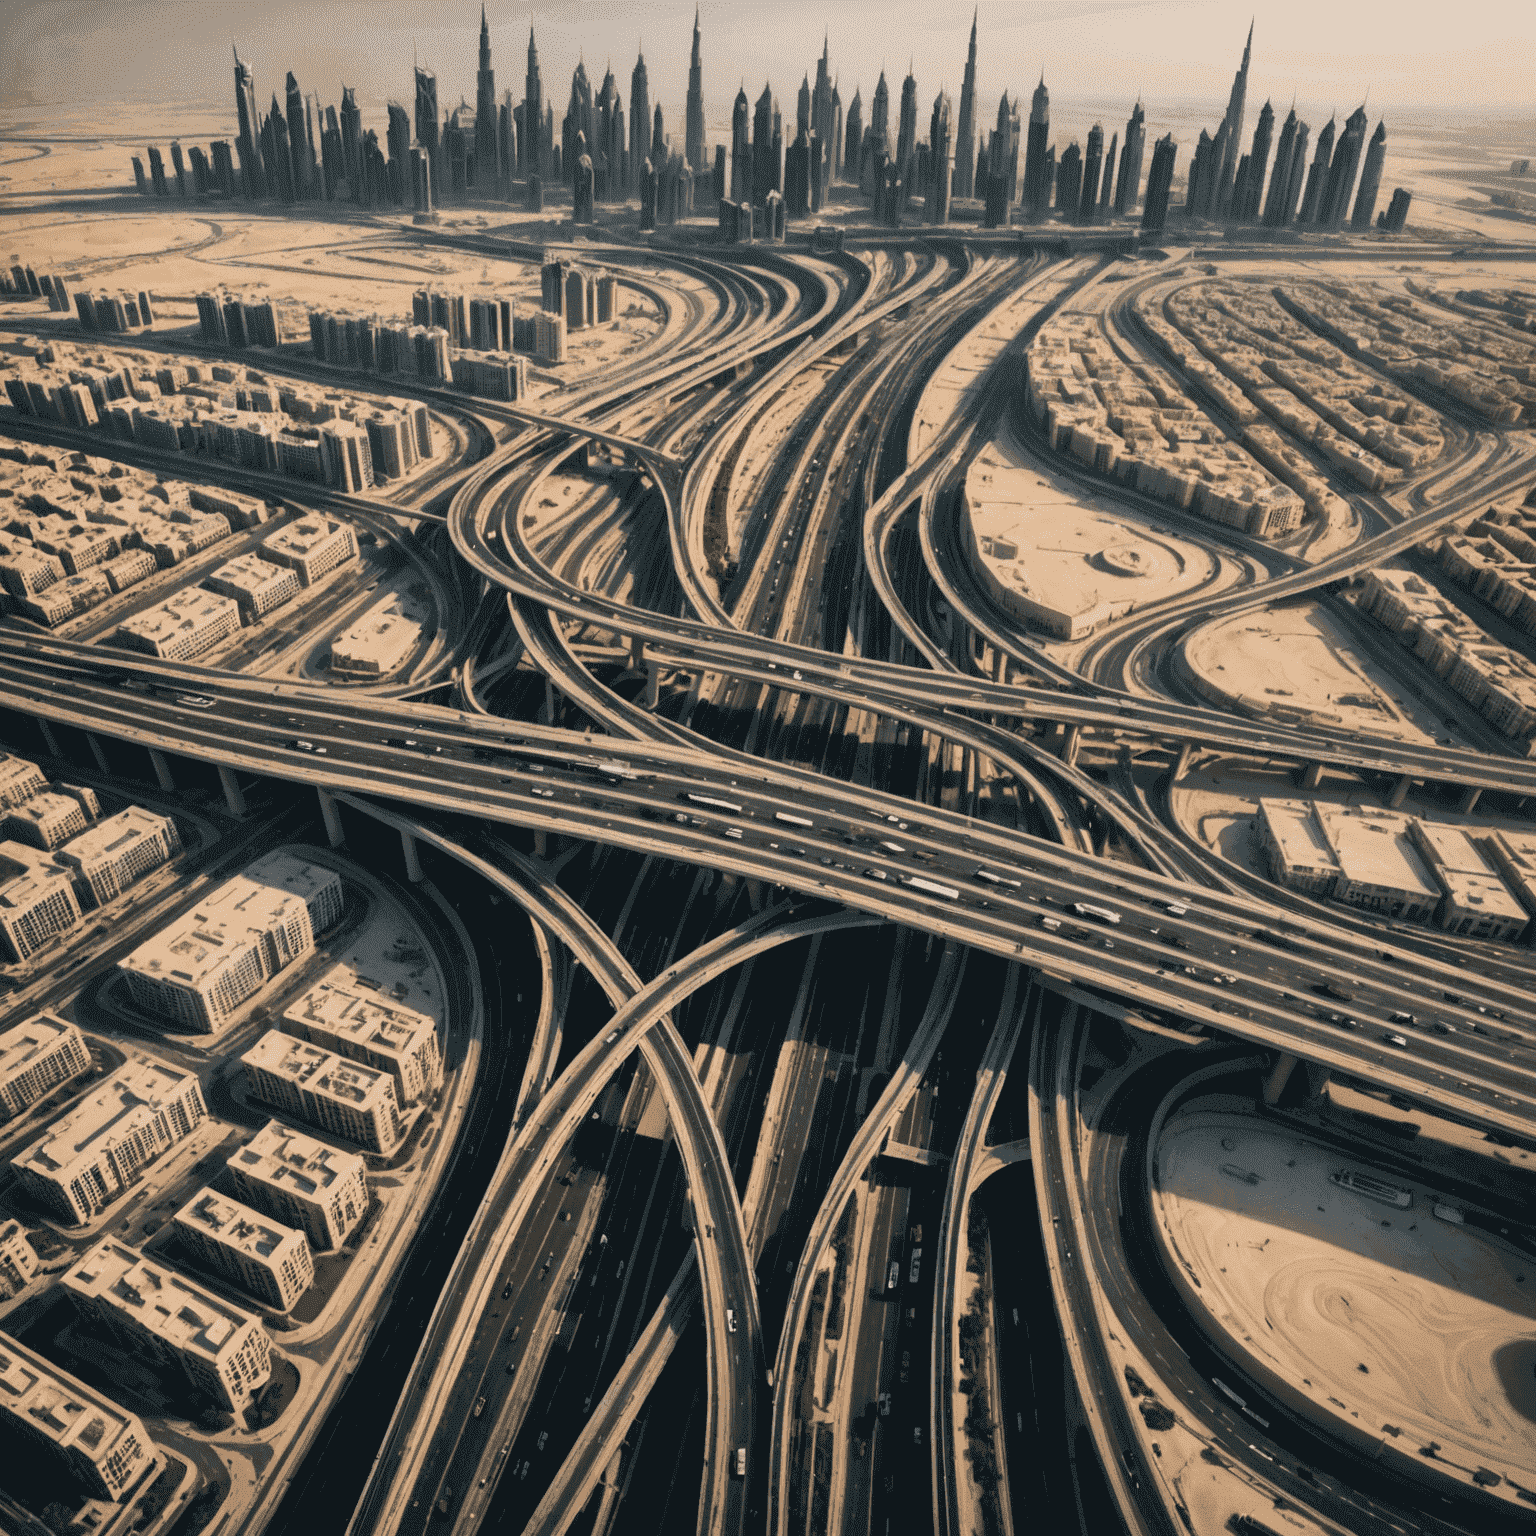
left=525, top=29, right=543, bottom=179
left=1022, top=75, right=1050, bottom=219
left=233, top=47, right=266, bottom=198
left=812, top=34, right=836, bottom=203
left=954, top=10, right=978, bottom=199
left=896, top=65, right=918, bottom=186
left=731, top=84, right=751, bottom=200
left=476, top=5, right=499, bottom=191
left=685, top=8, right=706, bottom=173
left=630, top=50, right=650, bottom=190
left=1115, top=99, right=1145, bottom=214
left=1351, top=119, right=1387, bottom=229
left=1215, top=19, right=1253, bottom=210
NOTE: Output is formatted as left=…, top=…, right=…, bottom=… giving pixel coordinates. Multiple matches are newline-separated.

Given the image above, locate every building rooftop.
left=11, top=1054, right=197, bottom=1177
left=63, top=1238, right=255, bottom=1361
left=263, top=518, right=347, bottom=558
left=242, top=1031, right=394, bottom=1110
left=55, top=805, right=175, bottom=869
left=227, top=1118, right=365, bottom=1201
left=0, top=839, right=74, bottom=911
left=174, top=1187, right=296, bottom=1262
left=1312, top=805, right=1440, bottom=898
left=283, top=982, right=435, bottom=1061
left=206, top=551, right=292, bottom=593
left=330, top=594, right=422, bottom=673
left=1259, top=798, right=1341, bottom=877
left=0, top=1329, right=142, bottom=1463
left=0, top=1011, right=79, bottom=1083
left=116, top=586, right=238, bottom=646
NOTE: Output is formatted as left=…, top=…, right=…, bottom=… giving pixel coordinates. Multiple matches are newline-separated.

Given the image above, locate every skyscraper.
left=1055, top=141, right=1082, bottom=217
left=812, top=37, right=837, bottom=204
left=476, top=5, right=499, bottom=191
left=233, top=48, right=265, bottom=199
left=753, top=83, right=776, bottom=206
left=1215, top=20, right=1253, bottom=212
left=1280, top=119, right=1310, bottom=225
left=844, top=89, right=862, bottom=187
left=1099, top=132, right=1118, bottom=217
left=268, top=95, right=295, bottom=203
left=954, top=9, right=978, bottom=199
left=415, top=65, right=440, bottom=188
left=1238, top=98, right=1274, bottom=221
left=563, top=62, right=593, bottom=188
left=928, top=90, right=951, bottom=224
left=896, top=68, right=919, bottom=189
left=685, top=8, right=705, bottom=173
left=340, top=87, right=362, bottom=201
left=1298, top=115, right=1334, bottom=223
left=386, top=103, right=410, bottom=205
left=1321, top=105, right=1368, bottom=229
left=285, top=73, right=310, bottom=198
left=528, top=32, right=546, bottom=180
left=731, top=85, right=751, bottom=201
left=1079, top=123, right=1104, bottom=224
left=1262, top=107, right=1298, bottom=226
left=1115, top=100, right=1145, bottom=215
left=1351, top=120, right=1387, bottom=230
left=797, top=76, right=811, bottom=137
left=830, top=81, right=842, bottom=181
left=1141, top=134, right=1177, bottom=234
left=1022, top=76, right=1050, bottom=219
left=596, top=67, right=624, bottom=200
left=1186, top=129, right=1215, bottom=218
left=630, top=51, right=650, bottom=191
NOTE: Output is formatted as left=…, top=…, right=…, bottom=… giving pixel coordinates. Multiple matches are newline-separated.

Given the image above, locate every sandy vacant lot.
left=1155, top=1107, right=1536, bottom=1504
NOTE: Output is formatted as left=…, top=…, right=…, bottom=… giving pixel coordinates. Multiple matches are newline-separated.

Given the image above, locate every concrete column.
left=1262, top=1052, right=1300, bottom=1106
left=1388, top=773, right=1413, bottom=809
left=1173, top=742, right=1194, bottom=782
left=629, top=637, right=645, bottom=670
left=1300, top=762, right=1324, bottom=790
left=991, top=647, right=1008, bottom=684
left=544, top=679, right=557, bottom=725
left=37, top=718, right=61, bottom=756
left=400, top=829, right=424, bottom=882
left=217, top=764, right=247, bottom=817
left=644, top=663, right=660, bottom=709
left=1458, top=786, right=1482, bottom=814
left=1303, top=1063, right=1331, bottom=1103
left=533, top=831, right=548, bottom=858
left=317, top=788, right=345, bottom=847
left=148, top=748, right=175, bottom=791
left=86, top=733, right=110, bottom=773
left=1061, top=724, right=1081, bottom=768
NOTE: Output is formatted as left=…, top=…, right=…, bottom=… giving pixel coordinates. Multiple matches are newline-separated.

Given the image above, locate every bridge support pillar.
left=217, top=764, right=247, bottom=817
left=1300, top=762, right=1324, bottom=790
left=1388, top=773, right=1413, bottom=809
left=629, top=637, right=644, bottom=670
left=645, top=663, right=660, bottom=710
left=1173, top=742, right=1194, bottom=782
left=543, top=679, right=557, bottom=725
left=37, top=718, right=61, bottom=756
left=148, top=749, right=175, bottom=792
left=992, top=647, right=1008, bottom=684
left=746, top=880, right=765, bottom=910
left=1457, top=786, right=1482, bottom=814
left=400, top=829, right=424, bottom=883
left=1262, top=1052, right=1300, bottom=1106
left=1060, top=724, right=1081, bottom=768
left=317, top=788, right=345, bottom=847
left=533, top=831, right=549, bottom=858
left=86, top=733, right=110, bottom=773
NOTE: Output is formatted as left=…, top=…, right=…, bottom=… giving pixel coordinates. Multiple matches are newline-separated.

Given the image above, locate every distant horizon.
left=5, top=0, right=1535, bottom=140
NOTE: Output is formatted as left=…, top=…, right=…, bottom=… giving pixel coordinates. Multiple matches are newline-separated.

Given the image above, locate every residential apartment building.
left=224, top=1119, right=368, bottom=1251
left=1407, top=820, right=1529, bottom=942
left=0, top=1012, right=92, bottom=1119
left=53, top=806, right=182, bottom=908
left=115, top=586, right=241, bottom=661
left=261, top=518, right=357, bottom=586
left=329, top=593, right=422, bottom=678
left=0, top=753, right=47, bottom=808
left=10, top=1053, right=206, bottom=1223
left=4, top=789, right=91, bottom=850
left=172, top=1188, right=313, bottom=1311
left=282, top=980, right=442, bottom=1106
left=0, top=1331, right=153, bottom=1499
left=0, top=1222, right=38, bottom=1298
left=204, top=551, right=301, bottom=621
left=117, top=853, right=342, bottom=1032
left=241, top=1032, right=403, bottom=1153
left=0, top=840, right=82, bottom=962
left=62, top=1239, right=272, bottom=1412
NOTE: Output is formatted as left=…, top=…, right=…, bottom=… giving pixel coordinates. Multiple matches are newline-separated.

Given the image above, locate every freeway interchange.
left=5, top=227, right=1536, bottom=1536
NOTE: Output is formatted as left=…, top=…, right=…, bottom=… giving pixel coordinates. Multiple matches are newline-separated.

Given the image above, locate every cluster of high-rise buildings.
left=119, top=12, right=1405, bottom=241
left=3, top=335, right=436, bottom=498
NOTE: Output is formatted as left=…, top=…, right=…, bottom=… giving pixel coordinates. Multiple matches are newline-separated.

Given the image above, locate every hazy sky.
left=3, top=0, right=1534, bottom=131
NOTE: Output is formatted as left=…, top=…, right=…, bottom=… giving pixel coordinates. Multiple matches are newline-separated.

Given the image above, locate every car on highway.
left=175, top=693, right=216, bottom=709
left=735, top=1447, right=747, bottom=1478
left=726, top=1308, right=736, bottom=1333
left=289, top=739, right=325, bottom=753
left=879, top=1393, right=891, bottom=1417
left=887, top=1261, right=900, bottom=1291
left=474, top=1396, right=486, bottom=1418
left=1382, top=1032, right=1410, bottom=1049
